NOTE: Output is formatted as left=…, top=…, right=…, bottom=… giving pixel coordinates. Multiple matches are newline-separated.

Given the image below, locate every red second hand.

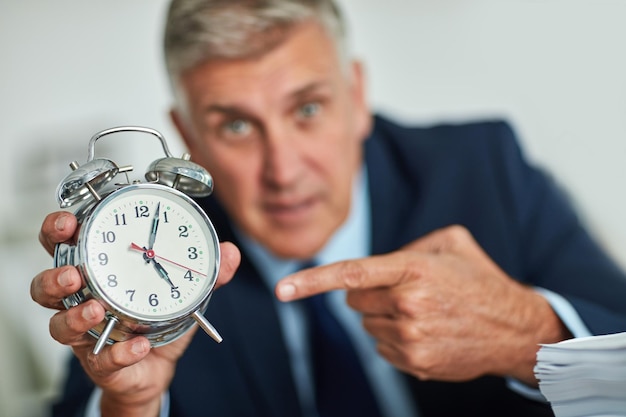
left=129, top=242, right=207, bottom=277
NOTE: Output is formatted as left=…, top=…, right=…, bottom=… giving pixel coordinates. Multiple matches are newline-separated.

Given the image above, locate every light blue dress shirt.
left=85, top=165, right=591, bottom=417
left=235, top=167, right=419, bottom=417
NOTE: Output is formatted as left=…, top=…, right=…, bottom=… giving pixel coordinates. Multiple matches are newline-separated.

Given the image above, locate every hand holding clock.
left=32, top=211, right=241, bottom=417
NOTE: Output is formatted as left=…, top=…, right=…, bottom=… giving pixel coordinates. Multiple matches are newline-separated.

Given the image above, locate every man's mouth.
left=263, top=196, right=318, bottom=225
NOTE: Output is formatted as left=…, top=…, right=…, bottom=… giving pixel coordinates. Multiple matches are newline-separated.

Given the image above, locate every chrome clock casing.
left=53, top=126, right=222, bottom=353
left=55, top=183, right=220, bottom=348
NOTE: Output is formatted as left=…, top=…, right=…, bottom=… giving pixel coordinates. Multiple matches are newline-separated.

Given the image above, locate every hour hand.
left=148, top=202, right=161, bottom=250
left=152, top=259, right=176, bottom=289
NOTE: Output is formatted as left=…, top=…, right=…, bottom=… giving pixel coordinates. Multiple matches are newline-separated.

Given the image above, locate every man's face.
left=173, top=21, right=370, bottom=259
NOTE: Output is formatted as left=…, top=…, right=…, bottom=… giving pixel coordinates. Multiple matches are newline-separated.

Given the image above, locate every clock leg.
left=93, top=315, right=119, bottom=355
left=192, top=311, right=223, bottom=343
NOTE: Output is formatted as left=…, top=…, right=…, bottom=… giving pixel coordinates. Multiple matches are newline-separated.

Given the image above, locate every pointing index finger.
left=275, top=252, right=411, bottom=301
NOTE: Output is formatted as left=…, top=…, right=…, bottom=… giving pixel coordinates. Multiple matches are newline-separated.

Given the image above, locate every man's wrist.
left=100, top=390, right=162, bottom=417
left=534, top=287, right=592, bottom=338
left=503, top=287, right=588, bottom=402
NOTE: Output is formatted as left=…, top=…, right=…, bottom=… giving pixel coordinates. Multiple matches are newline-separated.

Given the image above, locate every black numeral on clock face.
left=107, top=274, right=118, bottom=287
left=101, top=231, right=116, bottom=243
left=114, top=213, right=127, bottom=226
left=171, top=288, right=181, bottom=299
left=135, top=205, right=149, bottom=218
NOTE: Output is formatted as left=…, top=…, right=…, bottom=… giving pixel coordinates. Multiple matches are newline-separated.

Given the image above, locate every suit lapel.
left=365, top=127, right=415, bottom=255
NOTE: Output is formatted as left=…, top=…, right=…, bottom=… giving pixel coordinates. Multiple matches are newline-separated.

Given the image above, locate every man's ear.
left=170, top=108, right=196, bottom=154
left=349, top=60, right=372, bottom=143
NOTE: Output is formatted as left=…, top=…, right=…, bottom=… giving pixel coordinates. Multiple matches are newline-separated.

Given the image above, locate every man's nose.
left=262, top=125, right=303, bottom=189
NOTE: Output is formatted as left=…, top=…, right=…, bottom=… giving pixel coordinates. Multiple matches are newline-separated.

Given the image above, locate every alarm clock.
left=54, top=126, right=222, bottom=354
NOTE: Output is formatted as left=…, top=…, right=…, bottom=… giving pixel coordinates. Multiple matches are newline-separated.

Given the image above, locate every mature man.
left=32, top=1, right=626, bottom=416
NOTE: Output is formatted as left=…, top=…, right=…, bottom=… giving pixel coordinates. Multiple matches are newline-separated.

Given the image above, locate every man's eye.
left=224, top=119, right=251, bottom=135
left=297, top=102, right=321, bottom=119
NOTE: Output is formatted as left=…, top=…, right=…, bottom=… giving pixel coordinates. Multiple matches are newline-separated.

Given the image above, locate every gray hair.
left=163, top=0, right=349, bottom=83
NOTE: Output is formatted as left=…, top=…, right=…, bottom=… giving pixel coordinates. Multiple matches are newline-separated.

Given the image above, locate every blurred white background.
left=1, top=1, right=625, bottom=416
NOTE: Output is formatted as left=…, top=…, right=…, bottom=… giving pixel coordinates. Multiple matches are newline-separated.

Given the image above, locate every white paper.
left=535, top=332, right=626, bottom=417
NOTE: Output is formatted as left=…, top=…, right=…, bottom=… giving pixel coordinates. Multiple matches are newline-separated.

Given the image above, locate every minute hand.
left=148, top=202, right=161, bottom=250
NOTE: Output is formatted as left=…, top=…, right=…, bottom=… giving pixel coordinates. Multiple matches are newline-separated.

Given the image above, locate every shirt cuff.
left=84, top=387, right=170, bottom=417
left=505, top=286, right=592, bottom=401
left=534, top=287, right=592, bottom=338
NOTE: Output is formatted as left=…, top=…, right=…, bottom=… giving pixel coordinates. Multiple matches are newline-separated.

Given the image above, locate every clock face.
left=80, top=184, right=219, bottom=321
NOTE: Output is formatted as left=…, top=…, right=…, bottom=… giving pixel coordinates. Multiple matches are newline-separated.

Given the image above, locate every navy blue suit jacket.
left=53, top=115, right=626, bottom=417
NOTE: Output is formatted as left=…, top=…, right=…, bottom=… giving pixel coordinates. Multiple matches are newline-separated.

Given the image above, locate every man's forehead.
left=183, top=22, right=337, bottom=80
left=179, top=25, right=341, bottom=108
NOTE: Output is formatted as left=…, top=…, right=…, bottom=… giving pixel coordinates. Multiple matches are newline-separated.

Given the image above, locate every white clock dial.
left=81, top=184, right=219, bottom=321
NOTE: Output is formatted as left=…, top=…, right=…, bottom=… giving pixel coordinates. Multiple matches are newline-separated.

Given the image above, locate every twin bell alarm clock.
left=54, top=126, right=221, bottom=354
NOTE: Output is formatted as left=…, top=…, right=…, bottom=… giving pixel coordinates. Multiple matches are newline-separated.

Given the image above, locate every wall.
left=1, top=1, right=625, bottom=416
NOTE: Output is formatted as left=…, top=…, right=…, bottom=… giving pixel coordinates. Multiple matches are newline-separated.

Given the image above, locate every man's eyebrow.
left=201, top=104, right=263, bottom=127
left=202, top=104, right=249, bottom=116
left=290, top=81, right=329, bottom=100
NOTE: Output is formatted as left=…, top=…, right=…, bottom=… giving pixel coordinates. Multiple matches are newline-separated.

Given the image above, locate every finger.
left=346, top=287, right=398, bottom=316
left=276, top=251, right=419, bottom=301
left=215, top=241, right=240, bottom=289
left=39, top=212, right=78, bottom=256
left=151, top=324, right=199, bottom=362
left=82, top=337, right=151, bottom=377
left=362, top=315, right=423, bottom=345
left=49, top=300, right=106, bottom=346
left=31, top=266, right=83, bottom=309
left=376, top=341, right=421, bottom=378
